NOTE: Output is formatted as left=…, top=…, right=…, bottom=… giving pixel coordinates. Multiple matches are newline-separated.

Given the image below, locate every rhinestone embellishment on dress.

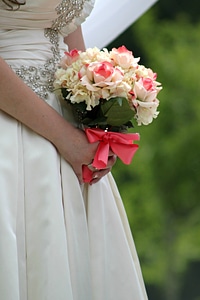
left=52, top=0, right=84, bottom=31
left=13, top=59, right=58, bottom=99
left=13, top=0, right=85, bottom=99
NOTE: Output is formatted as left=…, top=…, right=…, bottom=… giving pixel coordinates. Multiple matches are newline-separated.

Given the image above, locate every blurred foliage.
left=156, top=0, right=200, bottom=23
left=108, top=2, right=200, bottom=300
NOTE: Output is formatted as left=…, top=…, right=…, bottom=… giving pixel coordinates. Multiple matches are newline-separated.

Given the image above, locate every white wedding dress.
left=0, top=1, right=148, bottom=299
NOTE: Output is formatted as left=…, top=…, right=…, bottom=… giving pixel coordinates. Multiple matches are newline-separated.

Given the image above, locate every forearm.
left=64, top=26, right=86, bottom=51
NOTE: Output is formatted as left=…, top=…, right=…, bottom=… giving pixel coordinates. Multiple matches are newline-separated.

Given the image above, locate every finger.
left=89, top=168, right=111, bottom=185
left=89, top=155, right=117, bottom=184
left=87, top=162, right=99, bottom=172
left=108, top=149, right=115, bottom=156
left=107, top=154, right=117, bottom=168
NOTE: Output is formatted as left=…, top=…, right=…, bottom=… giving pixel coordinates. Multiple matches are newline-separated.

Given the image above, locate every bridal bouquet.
left=54, top=46, right=162, bottom=182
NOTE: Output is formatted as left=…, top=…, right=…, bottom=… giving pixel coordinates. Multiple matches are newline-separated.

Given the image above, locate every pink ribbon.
left=82, top=128, right=140, bottom=183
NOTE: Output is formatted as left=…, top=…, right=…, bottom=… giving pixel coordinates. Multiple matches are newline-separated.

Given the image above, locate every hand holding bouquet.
left=54, top=46, right=162, bottom=182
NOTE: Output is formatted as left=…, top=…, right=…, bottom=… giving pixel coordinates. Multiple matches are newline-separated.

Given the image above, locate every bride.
left=0, top=0, right=149, bottom=299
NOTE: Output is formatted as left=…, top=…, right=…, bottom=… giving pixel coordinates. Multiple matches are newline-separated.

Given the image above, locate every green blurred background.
left=107, top=1, right=200, bottom=299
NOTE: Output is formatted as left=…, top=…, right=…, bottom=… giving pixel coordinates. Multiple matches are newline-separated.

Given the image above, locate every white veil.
left=82, top=0, right=158, bottom=48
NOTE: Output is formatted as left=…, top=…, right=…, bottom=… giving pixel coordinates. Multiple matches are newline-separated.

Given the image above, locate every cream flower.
left=133, top=99, right=159, bottom=125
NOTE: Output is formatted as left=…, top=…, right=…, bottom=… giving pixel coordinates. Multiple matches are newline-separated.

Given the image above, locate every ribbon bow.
left=82, top=128, right=140, bottom=183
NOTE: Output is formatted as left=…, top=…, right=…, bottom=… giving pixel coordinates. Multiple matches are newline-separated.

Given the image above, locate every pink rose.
left=134, top=78, right=158, bottom=102
left=130, top=77, right=160, bottom=125
left=110, top=45, right=136, bottom=69
left=91, top=61, right=114, bottom=84
left=146, top=68, right=157, bottom=81
left=81, top=61, right=123, bottom=90
left=60, top=49, right=80, bottom=69
left=142, top=77, right=154, bottom=91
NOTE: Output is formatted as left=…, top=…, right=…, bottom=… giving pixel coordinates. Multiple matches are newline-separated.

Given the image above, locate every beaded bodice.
left=0, top=0, right=94, bottom=99
left=13, top=0, right=85, bottom=99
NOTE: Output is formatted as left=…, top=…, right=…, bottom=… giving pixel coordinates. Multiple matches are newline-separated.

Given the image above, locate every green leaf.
left=83, top=116, right=107, bottom=126
left=100, top=97, right=134, bottom=126
left=72, top=102, right=87, bottom=112
left=61, top=88, right=69, bottom=99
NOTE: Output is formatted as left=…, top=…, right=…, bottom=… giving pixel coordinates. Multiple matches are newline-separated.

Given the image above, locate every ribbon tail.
left=82, top=141, right=110, bottom=183
left=82, top=165, right=93, bottom=183
left=111, top=142, right=139, bottom=165
left=93, top=141, right=109, bottom=169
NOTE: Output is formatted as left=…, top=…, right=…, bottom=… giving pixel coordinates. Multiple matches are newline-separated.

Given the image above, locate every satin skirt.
left=0, top=28, right=148, bottom=300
